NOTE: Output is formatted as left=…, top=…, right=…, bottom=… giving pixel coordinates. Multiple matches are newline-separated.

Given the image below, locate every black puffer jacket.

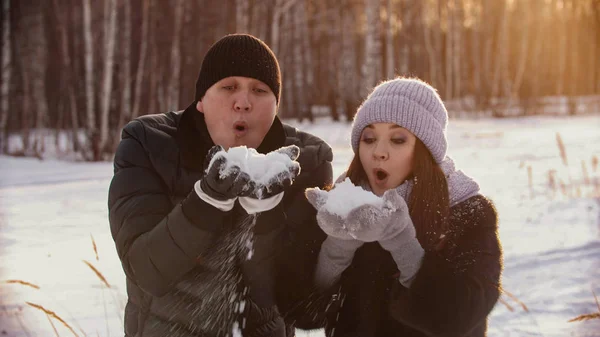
left=108, top=104, right=333, bottom=337
left=296, top=195, right=502, bottom=337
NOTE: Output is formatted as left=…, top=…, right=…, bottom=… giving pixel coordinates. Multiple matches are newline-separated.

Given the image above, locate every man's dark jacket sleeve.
left=108, top=120, right=225, bottom=297
left=388, top=196, right=502, bottom=337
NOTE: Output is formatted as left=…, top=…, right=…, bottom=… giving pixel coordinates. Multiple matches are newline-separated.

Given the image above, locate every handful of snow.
left=210, top=146, right=299, bottom=186
left=319, top=178, right=385, bottom=217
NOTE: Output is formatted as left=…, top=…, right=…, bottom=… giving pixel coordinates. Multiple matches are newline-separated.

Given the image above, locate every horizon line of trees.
left=1, top=0, right=599, bottom=161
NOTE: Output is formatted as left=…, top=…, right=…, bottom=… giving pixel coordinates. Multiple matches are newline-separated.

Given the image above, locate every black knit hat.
left=195, top=34, right=281, bottom=104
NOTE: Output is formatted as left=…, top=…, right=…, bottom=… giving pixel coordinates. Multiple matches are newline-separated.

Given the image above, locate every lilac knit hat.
left=350, top=78, right=448, bottom=164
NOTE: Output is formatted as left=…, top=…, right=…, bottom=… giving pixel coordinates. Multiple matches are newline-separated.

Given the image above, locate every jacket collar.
left=176, top=102, right=287, bottom=170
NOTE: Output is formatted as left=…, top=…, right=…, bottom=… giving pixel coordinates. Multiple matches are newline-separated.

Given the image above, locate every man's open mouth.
left=233, top=121, right=248, bottom=134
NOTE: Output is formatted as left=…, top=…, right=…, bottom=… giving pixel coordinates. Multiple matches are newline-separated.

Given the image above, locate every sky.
left=0, top=114, right=599, bottom=336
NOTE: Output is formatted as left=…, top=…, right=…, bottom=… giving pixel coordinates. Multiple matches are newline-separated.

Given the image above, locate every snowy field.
left=1, top=114, right=599, bottom=336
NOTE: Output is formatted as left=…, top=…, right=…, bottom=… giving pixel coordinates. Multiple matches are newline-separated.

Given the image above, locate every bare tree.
left=423, top=0, right=442, bottom=90
left=168, top=0, right=185, bottom=110
left=52, top=0, right=81, bottom=152
left=271, top=0, right=298, bottom=56
left=21, top=2, right=50, bottom=156
left=115, top=0, right=132, bottom=150
left=385, top=0, right=395, bottom=78
left=491, top=0, right=510, bottom=108
left=97, top=0, right=118, bottom=159
left=131, top=0, right=150, bottom=120
left=363, top=0, right=382, bottom=96
left=0, top=0, right=11, bottom=153
left=512, top=0, right=532, bottom=97
left=82, top=0, right=96, bottom=148
left=399, top=0, right=413, bottom=75
left=236, top=0, right=250, bottom=32
left=452, top=0, right=464, bottom=98
left=556, top=0, right=568, bottom=95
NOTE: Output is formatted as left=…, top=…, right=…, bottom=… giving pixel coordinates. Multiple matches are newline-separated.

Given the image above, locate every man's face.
left=197, top=76, right=277, bottom=150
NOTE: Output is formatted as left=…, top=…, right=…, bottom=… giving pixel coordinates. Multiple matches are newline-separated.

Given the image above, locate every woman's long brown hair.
left=346, top=138, right=449, bottom=251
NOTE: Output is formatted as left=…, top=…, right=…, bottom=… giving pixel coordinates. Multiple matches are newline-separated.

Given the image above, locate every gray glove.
left=306, top=187, right=363, bottom=288
left=305, top=188, right=362, bottom=243
left=307, top=187, right=424, bottom=288
left=349, top=189, right=423, bottom=288
left=343, top=189, right=412, bottom=243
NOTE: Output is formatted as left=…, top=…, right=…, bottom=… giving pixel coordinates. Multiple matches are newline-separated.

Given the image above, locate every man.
left=108, top=34, right=333, bottom=336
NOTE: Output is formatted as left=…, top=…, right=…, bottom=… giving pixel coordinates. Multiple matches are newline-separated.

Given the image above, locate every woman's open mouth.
left=233, top=121, right=248, bottom=137
left=373, top=168, right=389, bottom=185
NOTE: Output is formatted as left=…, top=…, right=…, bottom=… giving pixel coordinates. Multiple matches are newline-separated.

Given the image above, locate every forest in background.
left=2, top=0, right=599, bottom=160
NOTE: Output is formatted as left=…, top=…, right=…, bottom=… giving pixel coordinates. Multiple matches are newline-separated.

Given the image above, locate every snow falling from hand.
left=161, top=214, right=258, bottom=336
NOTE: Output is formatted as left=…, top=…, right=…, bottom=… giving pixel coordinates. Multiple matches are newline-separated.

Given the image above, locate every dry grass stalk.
left=592, top=155, right=598, bottom=172
left=582, top=161, right=590, bottom=185
left=46, top=313, right=60, bottom=337
left=527, top=166, right=533, bottom=197
left=498, top=297, right=514, bottom=312
left=568, top=313, right=600, bottom=322
left=26, top=302, right=79, bottom=337
left=4, top=279, right=40, bottom=289
left=82, top=260, right=111, bottom=288
left=91, top=234, right=99, bottom=261
left=560, top=179, right=568, bottom=197
left=501, top=287, right=529, bottom=312
left=568, top=289, right=600, bottom=323
left=548, top=170, right=557, bottom=192
left=556, top=132, right=568, bottom=166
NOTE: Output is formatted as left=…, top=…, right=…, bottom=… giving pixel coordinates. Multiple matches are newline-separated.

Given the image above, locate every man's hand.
left=242, top=145, right=301, bottom=200
left=199, top=145, right=252, bottom=201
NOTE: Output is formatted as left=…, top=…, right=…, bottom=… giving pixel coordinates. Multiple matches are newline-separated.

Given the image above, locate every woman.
left=304, top=77, right=503, bottom=336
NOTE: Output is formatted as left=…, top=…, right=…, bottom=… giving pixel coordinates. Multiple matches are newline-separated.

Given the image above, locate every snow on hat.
left=195, top=34, right=281, bottom=103
left=350, top=77, right=448, bottom=163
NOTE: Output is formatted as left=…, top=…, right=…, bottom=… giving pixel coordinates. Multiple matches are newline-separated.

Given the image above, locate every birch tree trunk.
left=339, top=2, right=356, bottom=120
left=82, top=0, right=96, bottom=146
left=97, top=0, right=117, bottom=159
left=292, top=3, right=304, bottom=119
left=0, top=0, right=11, bottom=153
left=556, top=0, right=567, bottom=95
left=236, top=0, right=250, bottom=32
left=168, top=0, right=185, bottom=110
left=52, top=0, right=81, bottom=152
left=363, top=0, right=382, bottom=97
left=28, top=3, right=49, bottom=156
left=445, top=1, right=454, bottom=99
left=423, top=0, right=441, bottom=89
left=297, top=1, right=314, bottom=121
left=471, top=0, right=482, bottom=108
left=399, top=0, right=411, bottom=75
left=385, top=0, right=394, bottom=78
left=452, top=0, right=463, bottom=99
left=271, top=0, right=298, bottom=56
left=132, top=0, right=150, bottom=119
left=115, top=0, right=132, bottom=149
left=512, top=1, right=531, bottom=97
left=491, top=1, right=509, bottom=109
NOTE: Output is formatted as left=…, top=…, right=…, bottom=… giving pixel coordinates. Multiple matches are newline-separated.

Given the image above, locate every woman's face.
left=358, top=123, right=417, bottom=196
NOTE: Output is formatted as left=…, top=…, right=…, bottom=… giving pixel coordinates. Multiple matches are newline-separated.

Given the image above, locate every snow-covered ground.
left=1, top=115, right=599, bottom=336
